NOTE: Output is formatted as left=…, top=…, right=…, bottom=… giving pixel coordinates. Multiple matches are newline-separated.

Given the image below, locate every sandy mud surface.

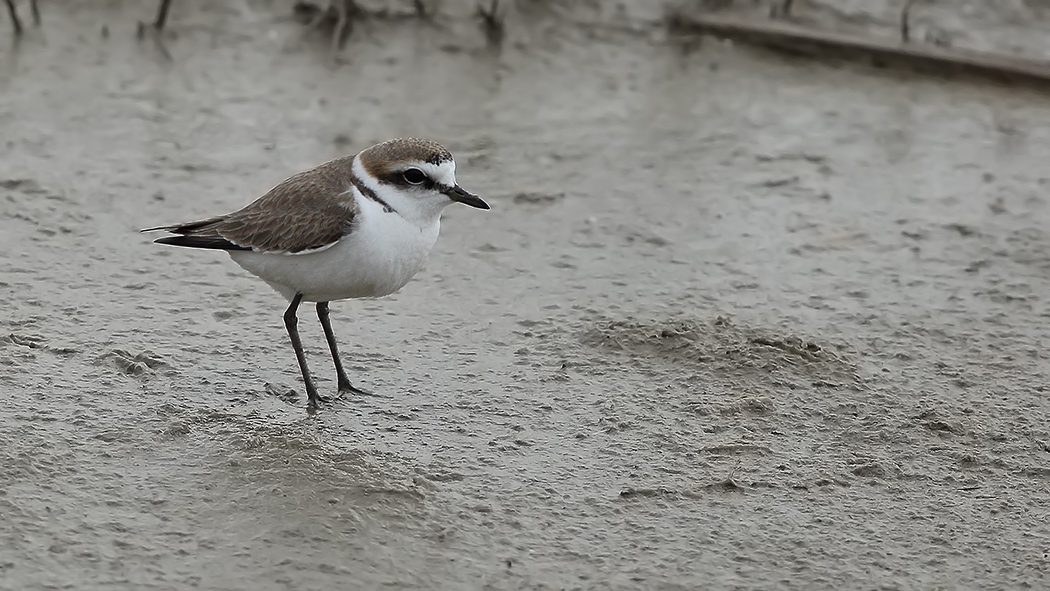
left=2, top=1, right=1049, bottom=589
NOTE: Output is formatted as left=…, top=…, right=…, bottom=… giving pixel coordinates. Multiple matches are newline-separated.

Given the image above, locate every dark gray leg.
left=285, top=293, right=325, bottom=407
left=316, top=301, right=372, bottom=396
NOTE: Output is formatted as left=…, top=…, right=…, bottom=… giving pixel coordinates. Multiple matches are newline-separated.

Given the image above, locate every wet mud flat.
left=2, top=1, right=1050, bottom=589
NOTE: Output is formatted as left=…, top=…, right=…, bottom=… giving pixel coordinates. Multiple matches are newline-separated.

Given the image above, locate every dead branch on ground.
left=667, top=12, right=1050, bottom=88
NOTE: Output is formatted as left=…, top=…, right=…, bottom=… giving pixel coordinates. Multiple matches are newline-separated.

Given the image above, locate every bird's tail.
left=141, top=216, right=250, bottom=251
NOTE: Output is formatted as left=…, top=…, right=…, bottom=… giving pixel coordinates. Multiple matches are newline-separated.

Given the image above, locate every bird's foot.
left=306, top=389, right=335, bottom=411
left=338, top=379, right=377, bottom=397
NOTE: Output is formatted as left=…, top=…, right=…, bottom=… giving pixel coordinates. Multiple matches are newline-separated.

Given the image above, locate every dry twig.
left=298, top=1, right=361, bottom=58
left=769, top=0, right=794, bottom=20
left=476, top=0, right=503, bottom=47
left=900, top=0, right=914, bottom=43
left=412, top=0, right=431, bottom=21
left=4, top=0, right=22, bottom=36
left=154, top=0, right=173, bottom=31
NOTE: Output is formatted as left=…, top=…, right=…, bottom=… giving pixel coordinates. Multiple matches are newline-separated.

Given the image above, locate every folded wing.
left=143, top=157, right=359, bottom=255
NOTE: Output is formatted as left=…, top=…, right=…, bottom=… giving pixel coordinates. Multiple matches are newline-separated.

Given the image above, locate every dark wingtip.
left=153, top=235, right=251, bottom=251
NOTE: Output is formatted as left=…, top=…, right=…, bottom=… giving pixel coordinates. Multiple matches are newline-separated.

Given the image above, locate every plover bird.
left=143, top=138, right=490, bottom=409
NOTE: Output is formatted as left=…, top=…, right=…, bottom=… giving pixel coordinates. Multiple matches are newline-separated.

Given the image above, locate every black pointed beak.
left=445, top=185, right=490, bottom=210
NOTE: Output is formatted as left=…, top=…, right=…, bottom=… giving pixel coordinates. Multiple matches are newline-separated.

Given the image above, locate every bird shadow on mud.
left=155, top=402, right=428, bottom=517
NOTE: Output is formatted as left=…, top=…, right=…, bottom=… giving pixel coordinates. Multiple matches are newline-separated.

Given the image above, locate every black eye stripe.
left=378, top=168, right=438, bottom=191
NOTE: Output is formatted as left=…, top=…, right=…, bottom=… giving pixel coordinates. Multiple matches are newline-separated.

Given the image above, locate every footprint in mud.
left=580, top=315, right=860, bottom=388
left=2, top=333, right=79, bottom=357
left=0, top=178, right=50, bottom=194
left=512, top=191, right=565, bottom=206
left=96, top=349, right=171, bottom=378
left=264, top=382, right=300, bottom=405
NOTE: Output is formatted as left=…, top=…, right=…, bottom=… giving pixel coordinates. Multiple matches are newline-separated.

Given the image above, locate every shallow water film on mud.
left=2, top=1, right=1050, bottom=589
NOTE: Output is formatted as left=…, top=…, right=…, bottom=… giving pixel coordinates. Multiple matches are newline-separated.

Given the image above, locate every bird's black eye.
left=402, top=168, right=427, bottom=185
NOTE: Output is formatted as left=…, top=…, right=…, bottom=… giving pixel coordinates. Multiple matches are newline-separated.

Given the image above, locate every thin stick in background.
left=476, top=0, right=503, bottom=47
left=135, top=0, right=173, bottom=60
left=154, top=0, right=172, bottom=31
left=300, top=1, right=359, bottom=58
left=4, top=0, right=23, bottom=36
left=412, top=0, right=430, bottom=21
left=330, top=0, right=350, bottom=57
left=901, top=0, right=915, bottom=43
left=769, top=0, right=794, bottom=20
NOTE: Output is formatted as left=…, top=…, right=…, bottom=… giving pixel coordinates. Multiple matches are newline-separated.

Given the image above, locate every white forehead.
left=414, top=160, right=457, bottom=187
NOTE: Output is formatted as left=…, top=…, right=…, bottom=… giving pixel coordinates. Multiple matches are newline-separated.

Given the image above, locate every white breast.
left=228, top=192, right=441, bottom=302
